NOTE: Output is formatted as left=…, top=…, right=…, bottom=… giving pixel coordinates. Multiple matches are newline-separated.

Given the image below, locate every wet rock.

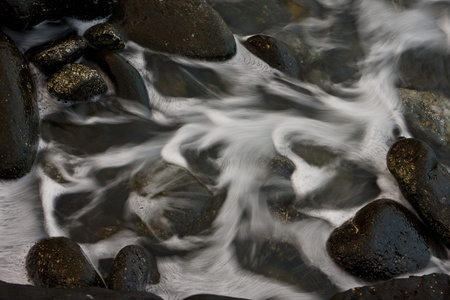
left=184, top=295, right=249, bottom=300
left=243, top=35, right=301, bottom=78
left=47, top=63, right=107, bottom=101
left=26, top=237, right=105, bottom=288
left=327, top=199, right=433, bottom=280
left=129, top=160, right=226, bottom=241
left=330, top=273, right=450, bottom=300
left=26, top=35, right=88, bottom=76
left=85, top=50, right=150, bottom=108
left=0, top=280, right=163, bottom=300
left=84, top=23, right=125, bottom=51
left=180, top=143, right=223, bottom=186
left=107, top=245, right=159, bottom=291
left=0, top=30, right=39, bottom=180
left=234, top=235, right=337, bottom=297
left=110, top=0, right=236, bottom=61
left=387, top=138, right=450, bottom=248
left=398, top=88, right=450, bottom=163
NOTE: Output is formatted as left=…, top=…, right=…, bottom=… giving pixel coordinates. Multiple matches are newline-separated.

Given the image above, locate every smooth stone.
left=110, top=0, right=236, bottom=61
left=184, top=295, right=249, bottom=300
left=107, top=245, right=160, bottom=291
left=0, top=280, right=163, bottom=300
left=327, top=199, right=433, bottom=280
left=0, top=30, right=39, bottom=180
left=387, top=138, right=450, bottom=248
left=47, top=63, right=107, bottom=101
left=84, top=23, right=125, bottom=51
left=330, top=273, right=450, bottom=300
left=26, top=34, right=88, bottom=76
left=26, top=237, right=105, bottom=288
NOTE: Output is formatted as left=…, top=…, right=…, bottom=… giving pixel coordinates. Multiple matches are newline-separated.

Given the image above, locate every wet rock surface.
left=0, top=30, right=39, bottom=180
left=26, top=237, right=105, bottom=288
left=330, top=273, right=450, bottom=300
left=327, top=199, right=432, bottom=280
left=110, top=0, right=236, bottom=61
left=387, top=138, right=450, bottom=248
left=184, top=295, right=249, bottom=300
left=47, top=63, right=107, bottom=101
left=26, top=35, right=88, bottom=76
left=84, top=23, right=125, bottom=51
left=107, top=245, right=159, bottom=291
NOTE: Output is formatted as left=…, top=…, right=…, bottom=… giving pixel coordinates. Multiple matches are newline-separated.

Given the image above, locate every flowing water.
left=1, top=0, right=450, bottom=299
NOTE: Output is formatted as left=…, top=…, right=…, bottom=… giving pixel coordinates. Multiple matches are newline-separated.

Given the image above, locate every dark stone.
left=327, top=199, right=433, bottom=280
left=107, top=245, right=159, bottom=291
left=26, top=237, right=105, bottom=288
left=180, top=143, right=223, bottom=186
left=84, top=23, right=125, bottom=51
left=0, top=30, right=39, bottom=180
left=243, top=35, right=300, bottom=77
left=330, top=273, right=450, bottom=300
left=184, top=295, right=249, bottom=300
left=110, top=0, right=236, bottom=61
left=84, top=50, right=150, bottom=108
left=387, top=138, right=450, bottom=248
left=0, top=280, right=163, bottom=300
left=47, top=63, right=107, bottom=101
left=234, top=235, right=337, bottom=297
left=26, top=34, right=88, bottom=76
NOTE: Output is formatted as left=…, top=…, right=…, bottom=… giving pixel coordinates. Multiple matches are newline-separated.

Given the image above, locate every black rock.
left=84, top=23, right=125, bottom=51
left=26, top=237, right=105, bottom=288
left=110, top=0, right=236, bottom=61
left=26, top=35, right=88, bottom=76
left=330, top=273, right=450, bottom=300
left=327, top=199, right=433, bottom=280
left=47, top=63, right=107, bottom=101
left=387, top=138, right=450, bottom=248
left=107, top=245, right=160, bottom=291
left=184, top=295, right=249, bottom=300
left=0, top=30, right=39, bottom=180
left=0, top=280, right=163, bottom=300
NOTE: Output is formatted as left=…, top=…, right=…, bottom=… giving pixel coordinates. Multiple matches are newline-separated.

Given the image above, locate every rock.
left=387, top=138, right=450, bottom=248
left=234, top=235, right=337, bottom=297
left=0, top=280, right=163, bottom=300
left=26, top=237, right=105, bottom=288
left=84, top=50, right=149, bottom=108
left=398, top=88, right=450, bottom=163
left=107, top=245, right=159, bottom=291
left=110, top=0, right=236, bottom=61
left=184, top=295, right=249, bottom=300
left=47, top=63, right=107, bottom=101
left=330, top=273, right=450, bottom=300
left=0, top=30, right=39, bottom=180
left=327, top=199, right=433, bottom=280
left=26, top=35, right=88, bottom=76
left=84, top=23, right=125, bottom=51
left=243, top=35, right=301, bottom=77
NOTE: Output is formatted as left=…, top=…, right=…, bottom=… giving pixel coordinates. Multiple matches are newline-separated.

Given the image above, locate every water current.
left=1, top=0, right=450, bottom=299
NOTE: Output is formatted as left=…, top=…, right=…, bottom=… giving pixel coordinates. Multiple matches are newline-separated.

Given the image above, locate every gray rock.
left=84, top=23, right=125, bottom=51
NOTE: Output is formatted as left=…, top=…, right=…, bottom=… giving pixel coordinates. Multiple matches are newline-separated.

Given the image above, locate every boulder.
left=0, top=30, right=39, bottom=180
left=84, top=23, right=125, bottom=51
left=327, top=199, right=433, bottom=280
left=26, top=237, right=105, bottom=288
left=387, top=138, right=450, bottom=248
left=109, top=0, right=236, bottom=61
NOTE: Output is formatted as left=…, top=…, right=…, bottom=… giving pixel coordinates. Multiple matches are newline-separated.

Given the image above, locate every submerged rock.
left=47, top=63, right=107, bottom=101
left=26, top=237, right=105, bottom=288
left=184, top=295, right=249, bottom=300
left=26, top=35, right=88, bottom=76
left=327, top=199, right=433, bottom=280
left=0, top=30, right=39, bottom=180
left=84, top=23, right=125, bottom=51
left=330, top=273, right=450, bottom=300
left=110, top=0, right=236, bottom=61
left=387, top=138, right=450, bottom=248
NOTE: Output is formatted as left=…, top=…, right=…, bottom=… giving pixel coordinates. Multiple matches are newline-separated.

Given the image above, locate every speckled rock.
left=84, top=23, right=125, bottom=51
left=26, top=35, right=88, bottom=76
left=110, top=0, right=236, bottom=61
left=47, top=63, right=107, bottom=101
left=0, top=30, right=39, bottom=180
left=387, top=138, right=450, bottom=248
left=107, top=245, right=159, bottom=291
left=26, top=237, right=105, bottom=288
left=327, top=199, right=433, bottom=280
